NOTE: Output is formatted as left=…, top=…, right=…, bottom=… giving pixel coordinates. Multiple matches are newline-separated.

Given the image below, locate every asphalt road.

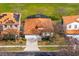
left=0, top=52, right=58, bottom=56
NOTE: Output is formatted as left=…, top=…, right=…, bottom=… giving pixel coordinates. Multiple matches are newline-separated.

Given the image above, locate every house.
left=0, top=13, right=20, bottom=39
left=62, top=15, right=79, bottom=40
left=24, top=14, right=54, bottom=39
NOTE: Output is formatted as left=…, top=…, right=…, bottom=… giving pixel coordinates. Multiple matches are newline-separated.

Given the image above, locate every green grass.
left=40, top=47, right=59, bottom=52
left=0, top=3, right=79, bottom=20
left=0, top=47, right=24, bottom=52
left=0, top=47, right=59, bottom=52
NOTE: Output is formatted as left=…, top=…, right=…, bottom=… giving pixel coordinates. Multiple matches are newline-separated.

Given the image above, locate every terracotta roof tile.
left=62, top=15, right=79, bottom=24
left=24, top=18, right=54, bottom=35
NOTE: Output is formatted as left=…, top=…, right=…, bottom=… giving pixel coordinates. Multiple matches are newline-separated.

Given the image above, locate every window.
left=10, top=25, right=12, bottom=28
left=4, top=25, right=7, bottom=28
left=75, top=25, right=77, bottom=28
left=15, top=25, right=18, bottom=27
left=46, top=32, right=50, bottom=36
left=42, top=32, right=46, bottom=37
left=35, top=26, right=38, bottom=29
left=69, top=25, right=71, bottom=28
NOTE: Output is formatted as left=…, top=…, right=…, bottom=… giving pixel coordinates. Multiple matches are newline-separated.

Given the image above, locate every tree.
left=54, top=21, right=64, bottom=36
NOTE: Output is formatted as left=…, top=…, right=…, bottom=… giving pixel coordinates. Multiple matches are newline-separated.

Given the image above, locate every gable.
left=67, top=22, right=79, bottom=26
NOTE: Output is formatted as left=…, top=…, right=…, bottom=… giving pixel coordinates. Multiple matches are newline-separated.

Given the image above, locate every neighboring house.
left=62, top=15, right=79, bottom=40
left=24, top=14, right=54, bottom=39
left=0, top=13, right=20, bottom=39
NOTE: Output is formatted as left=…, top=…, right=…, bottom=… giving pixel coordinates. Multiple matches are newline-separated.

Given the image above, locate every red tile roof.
left=62, top=15, right=79, bottom=25
left=24, top=18, right=54, bottom=35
